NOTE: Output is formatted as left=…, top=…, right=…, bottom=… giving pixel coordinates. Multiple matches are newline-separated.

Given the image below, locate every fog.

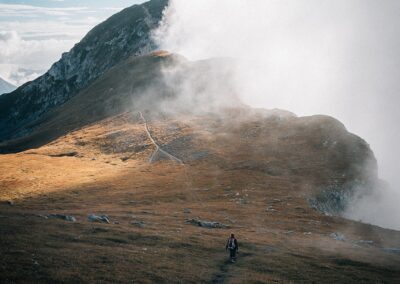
left=153, top=0, right=400, bottom=230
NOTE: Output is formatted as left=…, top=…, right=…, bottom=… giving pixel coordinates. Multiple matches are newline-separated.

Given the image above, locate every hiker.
left=226, top=233, right=239, bottom=262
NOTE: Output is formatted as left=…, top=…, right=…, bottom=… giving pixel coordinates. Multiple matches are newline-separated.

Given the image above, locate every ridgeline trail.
left=139, top=111, right=203, bottom=204
left=139, top=111, right=184, bottom=164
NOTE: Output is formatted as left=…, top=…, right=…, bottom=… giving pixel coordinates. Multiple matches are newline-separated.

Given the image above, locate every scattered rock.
left=131, top=220, right=145, bottom=228
left=6, top=200, right=14, bottom=206
left=88, top=214, right=110, bottom=223
left=91, top=227, right=109, bottom=233
left=330, top=232, right=346, bottom=241
left=37, top=214, right=48, bottom=219
left=73, top=235, right=82, bottom=241
left=183, top=208, right=191, bottom=214
left=303, top=232, right=312, bottom=235
left=49, top=151, right=79, bottom=157
left=224, top=217, right=236, bottom=224
left=238, top=198, right=248, bottom=205
left=357, top=240, right=374, bottom=245
left=48, top=214, right=76, bottom=222
left=265, top=246, right=278, bottom=253
left=383, top=248, right=400, bottom=254
left=186, top=218, right=229, bottom=229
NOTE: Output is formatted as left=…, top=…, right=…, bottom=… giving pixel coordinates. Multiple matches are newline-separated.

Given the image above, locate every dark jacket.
left=226, top=238, right=239, bottom=251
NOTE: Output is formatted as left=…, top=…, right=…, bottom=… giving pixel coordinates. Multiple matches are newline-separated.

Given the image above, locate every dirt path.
left=140, top=112, right=249, bottom=282
left=211, top=252, right=253, bottom=284
left=139, top=112, right=205, bottom=206
left=139, top=112, right=184, bottom=164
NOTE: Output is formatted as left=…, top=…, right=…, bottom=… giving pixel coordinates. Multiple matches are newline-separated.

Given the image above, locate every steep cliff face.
left=0, top=0, right=168, bottom=142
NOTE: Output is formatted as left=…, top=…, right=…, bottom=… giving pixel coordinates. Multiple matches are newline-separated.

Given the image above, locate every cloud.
left=0, top=64, right=44, bottom=86
left=0, top=3, right=117, bottom=85
left=0, top=30, right=75, bottom=85
left=0, top=4, right=88, bottom=17
left=156, top=0, right=400, bottom=230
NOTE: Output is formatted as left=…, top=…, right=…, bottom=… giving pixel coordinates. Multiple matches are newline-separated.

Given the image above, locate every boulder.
left=48, top=214, right=76, bottom=222
left=330, top=232, right=346, bottom=241
left=131, top=220, right=145, bottom=228
left=88, top=214, right=110, bottom=223
left=186, top=218, right=229, bottom=229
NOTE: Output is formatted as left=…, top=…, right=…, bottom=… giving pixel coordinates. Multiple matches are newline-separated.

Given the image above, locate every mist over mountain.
left=155, top=0, right=400, bottom=231
left=0, top=52, right=242, bottom=153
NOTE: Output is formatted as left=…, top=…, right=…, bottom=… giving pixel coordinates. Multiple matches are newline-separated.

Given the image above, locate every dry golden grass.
left=1, top=111, right=399, bottom=283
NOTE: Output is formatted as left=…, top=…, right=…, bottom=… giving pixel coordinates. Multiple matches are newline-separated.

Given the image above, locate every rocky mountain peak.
left=0, top=0, right=169, bottom=142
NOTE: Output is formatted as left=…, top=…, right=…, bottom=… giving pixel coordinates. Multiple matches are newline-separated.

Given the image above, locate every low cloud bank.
left=0, top=3, right=122, bottom=85
left=154, top=0, right=400, bottom=230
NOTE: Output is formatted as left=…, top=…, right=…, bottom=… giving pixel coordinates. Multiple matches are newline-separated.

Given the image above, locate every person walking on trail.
left=226, top=233, right=239, bottom=262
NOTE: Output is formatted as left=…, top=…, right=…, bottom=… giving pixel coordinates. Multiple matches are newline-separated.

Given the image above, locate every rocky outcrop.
left=0, top=0, right=168, bottom=142
left=186, top=218, right=229, bottom=229
left=88, top=214, right=110, bottom=224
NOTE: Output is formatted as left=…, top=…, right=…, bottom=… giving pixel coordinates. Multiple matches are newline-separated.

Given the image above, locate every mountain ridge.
left=0, top=0, right=169, bottom=142
left=0, top=52, right=242, bottom=152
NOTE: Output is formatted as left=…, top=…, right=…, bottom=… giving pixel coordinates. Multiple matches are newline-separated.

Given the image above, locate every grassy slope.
left=0, top=110, right=399, bottom=283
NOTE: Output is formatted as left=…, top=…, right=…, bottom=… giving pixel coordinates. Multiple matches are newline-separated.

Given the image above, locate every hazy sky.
left=0, top=0, right=145, bottom=85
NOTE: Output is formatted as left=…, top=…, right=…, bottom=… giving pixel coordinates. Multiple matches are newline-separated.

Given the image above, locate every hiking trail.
left=211, top=252, right=253, bottom=284
left=139, top=112, right=184, bottom=164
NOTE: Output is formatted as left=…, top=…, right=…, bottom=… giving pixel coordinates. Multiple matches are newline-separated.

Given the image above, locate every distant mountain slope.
left=0, top=0, right=168, bottom=142
left=0, top=52, right=241, bottom=152
left=0, top=51, right=378, bottom=215
left=0, top=77, right=16, bottom=95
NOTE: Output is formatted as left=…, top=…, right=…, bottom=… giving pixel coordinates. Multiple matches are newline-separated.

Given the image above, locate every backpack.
left=228, top=238, right=236, bottom=249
